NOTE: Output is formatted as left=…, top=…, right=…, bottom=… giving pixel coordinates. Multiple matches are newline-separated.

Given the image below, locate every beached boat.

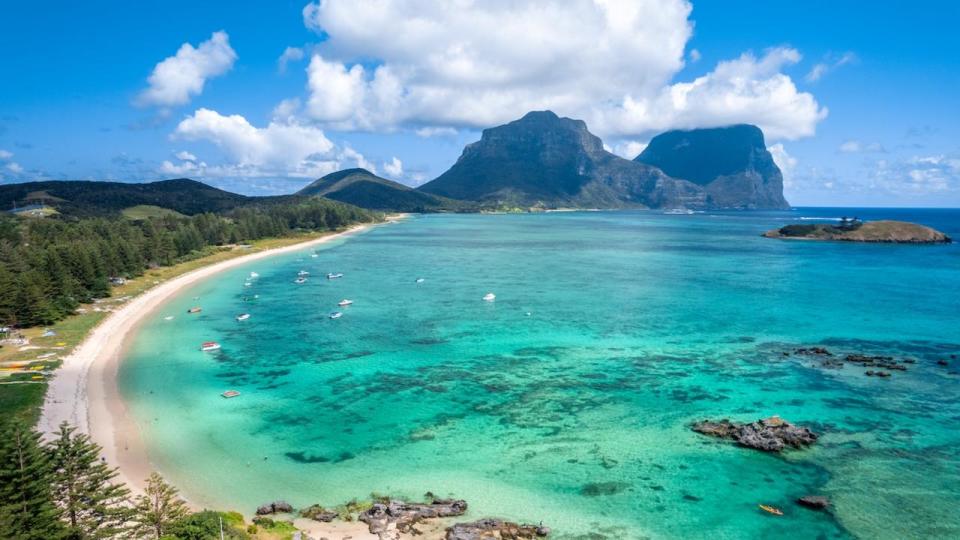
left=200, top=341, right=221, bottom=352
left=329, top=311, right=343, bottom=319
left=758, top=505, right=783, bottom=516
left=327, top=272, right=344, bottom=279
left=338, top=299, right=353, bottom=307
left=236, top=313, right=251, bottom=321
left=483, top=293, right=496, bottom=302
left=187, top=307, right=202, bottom=314
left=221, top=390, right=240, bottom=398
left=294, top=277, right=307, bottom=284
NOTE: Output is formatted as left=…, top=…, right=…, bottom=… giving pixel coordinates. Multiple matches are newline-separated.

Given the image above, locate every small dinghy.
left=200, top=341, right=221, bottom=352
left=236, top=313, right=251, bottom=321
left=327, top=272, right=344, bottom=279
left=329, top=311, right=343, bottom=319
left=415, top=278, right=425, bottom=283
left=483, top=293, right=496, bottom=302
left=187, top=307, right=202, bottom=314
left=294, top=277, right=307, bottom=284
left=249, top=271, right=259, bottom=278
left=163, top=316, right=174, bottom=321
left=297, top=270, right=310, bottom=277
left=758, top=505, right=783, bottom=516
left=338, top=299, right=353, bottom=307
left=221, top=390, right=240, bottom=398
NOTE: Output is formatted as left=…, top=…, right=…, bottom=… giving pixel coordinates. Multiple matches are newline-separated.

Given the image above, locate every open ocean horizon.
left=120, top=208, right=960, bottom=539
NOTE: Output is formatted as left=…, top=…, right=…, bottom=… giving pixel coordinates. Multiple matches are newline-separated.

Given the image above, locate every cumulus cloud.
left=0, top=149, right=12, bottom=160
left=0, top=149, right=24, bottom=178
left=805, top=51, right=857, bottom=83
left=767, top=143, right=797, bottom=187
left=839, top=140, right=885, bottom=153
left=612, top=140, right=648, bottom=159
left=869, top=154, right=960, bottom=195
left=382, top=157, right=403, bottom=178
left=175, top=150, right=197, bottom=162
left=277, top=46, right=305, bottom=73
left=167, top=108, right=370, bottom=178
left=296, top=1, right=824, bottom=139
left=689, top=48, right=701, bottom=62
left=137, top=31, right=237, bottom=107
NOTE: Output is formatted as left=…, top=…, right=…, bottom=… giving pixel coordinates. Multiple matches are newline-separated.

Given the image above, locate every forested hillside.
left=0, top=198, right=378, bottom=328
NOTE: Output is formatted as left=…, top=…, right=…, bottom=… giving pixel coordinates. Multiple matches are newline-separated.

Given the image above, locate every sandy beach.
left=38, top=219, right=403, bottom=539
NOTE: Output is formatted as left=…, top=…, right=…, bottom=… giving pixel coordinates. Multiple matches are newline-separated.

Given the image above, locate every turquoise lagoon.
left=120, top=209, right=960, bottom=539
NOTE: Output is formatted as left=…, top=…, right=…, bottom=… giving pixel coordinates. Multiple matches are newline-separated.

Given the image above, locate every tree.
left=48, top=423, right=132, bottom=539
left=132, top=472, right=189, bottom=539
left=0, top=421, right=65, bottom=539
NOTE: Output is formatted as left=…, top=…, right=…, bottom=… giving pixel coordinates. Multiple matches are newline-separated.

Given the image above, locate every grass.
left=121, top=204, right=187, bottom=220
left=0, top=228, right=353, bottom=426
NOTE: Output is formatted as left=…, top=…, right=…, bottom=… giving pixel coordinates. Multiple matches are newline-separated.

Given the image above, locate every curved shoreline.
left=38, top=219, right=393, bottom=498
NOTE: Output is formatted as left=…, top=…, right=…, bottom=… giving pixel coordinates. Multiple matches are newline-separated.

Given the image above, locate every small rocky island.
left=692, top=416, right=818, bottom=452
left=763, top=218, right=951, bottom=244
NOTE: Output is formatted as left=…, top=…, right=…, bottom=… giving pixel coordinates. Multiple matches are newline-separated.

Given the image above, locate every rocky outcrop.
left=446, top=518, right=550, bottom=540
left=763, top=220, right=951, bottom=244
left=256, top=500, right=293, bottom=515
left=797, top=495, right=830, bottom=510
left=692, top=416, right=818, bottom=452
left=635, top=124, right=789, bottom=209
left=299, top=504, right=338, bottom=522
left=359, top=498, right=468, bottom=535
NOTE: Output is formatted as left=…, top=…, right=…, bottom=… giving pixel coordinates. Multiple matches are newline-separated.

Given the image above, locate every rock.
left=938, top=360, right=949, bottom=366
left=763, top=220, right=951, bottom=244
left=256, top=500, right=294, bottom=515
left=794, top=347, right=833, bottom=356
left=692, top=416, right=818, bottom=452
left=359, top=498, right=468, bottom=535
left=446, top=518, right=549, bottom=540
left=300, top=504, right=339, bottom=522
left=797, top=495, right=830, bottom=510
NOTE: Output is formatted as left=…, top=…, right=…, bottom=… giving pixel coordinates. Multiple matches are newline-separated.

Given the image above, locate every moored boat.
left=200, top=341, right=221, bottom=352
left=758, top=504, right=783, bottom=516
left=297, top=270, right=310, bottom=277
left=483, top=293, right=496, bottom=302
left=236, top=313, right=250, bottom=321
left=329, top=311, right=342, bottom=319
left=327, top=272, right=344, bottom=279
left=187, top=307, right=202, bottom=314
left=338, top=299, right=353, bottom=307
left=415, top=278, right=425, bottom=283
left=221, top=390, right=240, bottom=398
left=294, top=277, right=307, bottom=284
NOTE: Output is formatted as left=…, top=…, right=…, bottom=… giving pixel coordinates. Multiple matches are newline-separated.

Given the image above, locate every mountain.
left=0, top=178, right=257, bottom=217
left=634, top=125, right=789, bottom=209
left=297, top=168, right=468, bottom=212
left=418, top=111, right=707, bottom=209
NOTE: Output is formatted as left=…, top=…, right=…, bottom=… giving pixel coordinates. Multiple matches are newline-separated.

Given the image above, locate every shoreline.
left=38, top=218, right=398, bottom=517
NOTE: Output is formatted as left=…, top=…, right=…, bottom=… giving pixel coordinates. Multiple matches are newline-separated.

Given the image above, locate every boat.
left=294, top=277, right=307, bottom=284
left=483, top=293, right=496, bottom=302
left=221, top=390, right=240, bottom=398
left=329, top=311, right=343, bottom=319
left=327, top=272, right=344, bottom=279
left=236, top=313, right=251, bottom=321
left=664, top=208, right=695, bottom=215
left=187, top=307, right=202, bottom=314
left=200, top=341, right=221, bottom=352
left=297, top=270, right=310, bottom=277
left=163, top=316, right=174, bottom=321
left=415, top=278, right=425, bottom=283
left=310, top=253, right=319, bottom=258
left=758, top=505, right=783, bottom=516
left=249, top=272, right=259, bottom=278
left=244, top=282, right=252, bottom=287
left=338, top=299, right=353, bottom=307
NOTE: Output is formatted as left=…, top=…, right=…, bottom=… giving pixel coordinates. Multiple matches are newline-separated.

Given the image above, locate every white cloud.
left=612, top=140, right=648, bottom=159
left=0, top=149, right=12, bottom=160
left=0, top=149, right=23, bottom=177
left=6, top=162, right=24, bottom=174
left=296, top=1, right=824, bottom=140
left=869, top=154, right=960, bottom=195
left=839, top=139, right=886, bottom=153
left=689, top=48, right=701, bottom=62
left=767, top=143, right=797, bottom=187
left=277, top=46, right=305, bottom=73
left=137, top=31, right=237, bottom=107
left=415, top=127, right=458, bottom=138
left=175, top=150, right=197, bottom=162
left=382, top=157, right=403, bottom=178
left=805, top=51, right=857, bottom=83
left=839, top=140, right=862, bottom=153
left=169, top=108, right=370, bottom=178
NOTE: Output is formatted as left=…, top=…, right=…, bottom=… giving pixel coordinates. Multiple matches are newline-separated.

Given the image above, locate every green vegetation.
left=297, top=168, right=475, bottom=213
left=133, top=472, right=191, bottom=538
left=121, top=205, right=187, bottom=220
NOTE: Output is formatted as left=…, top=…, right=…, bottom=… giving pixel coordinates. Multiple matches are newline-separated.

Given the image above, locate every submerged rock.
left=692, top=416, right=818, bottom=452
left=797, top=495, right=831, bottom=510
left=359, top=498, right=468, bottom=535
left=446, top=518, right=550, bottom=540
left=256, top=500, right=294, bottom=515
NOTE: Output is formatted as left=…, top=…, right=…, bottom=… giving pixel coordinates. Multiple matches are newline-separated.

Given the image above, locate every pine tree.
left=0, top=421, right=65, bottom=539
left=48, top=423, right=132, bottom=539
left=131, top=472, right=189, bottom=539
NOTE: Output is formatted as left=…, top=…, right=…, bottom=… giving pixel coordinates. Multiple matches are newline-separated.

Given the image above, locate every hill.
left=418, top=111, right=706, bottom=209
left=634, top=125, right=789, bottom=209
left=297, top=168, right=469, bottom=212
left=763, top=220, right=951, bottom=243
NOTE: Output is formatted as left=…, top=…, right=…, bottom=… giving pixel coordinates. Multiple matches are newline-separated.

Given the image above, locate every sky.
left=1, top=0, right=958, bottom=207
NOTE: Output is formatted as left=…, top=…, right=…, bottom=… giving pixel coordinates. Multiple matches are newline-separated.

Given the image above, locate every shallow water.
left=121, top=209, right=960, bottom=539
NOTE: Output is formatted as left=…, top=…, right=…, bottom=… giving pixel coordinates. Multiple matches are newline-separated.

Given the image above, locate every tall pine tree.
left=131, top=472, right=189, bottom=539
left=48, top=423, right=132, bottom=539
left=0, top=421, right=65, bottom=539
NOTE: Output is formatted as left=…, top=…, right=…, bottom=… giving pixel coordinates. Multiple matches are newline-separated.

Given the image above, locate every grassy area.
left=0, top=228, right=351, bottom=426
left=121, top=204, right=187, bottom=220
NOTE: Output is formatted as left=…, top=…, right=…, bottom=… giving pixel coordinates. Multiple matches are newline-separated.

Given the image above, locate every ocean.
left=119, top=208, right=960, bottom=539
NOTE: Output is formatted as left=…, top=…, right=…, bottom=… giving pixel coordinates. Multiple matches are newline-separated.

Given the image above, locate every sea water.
left=120, top=209, right=960, bottom=539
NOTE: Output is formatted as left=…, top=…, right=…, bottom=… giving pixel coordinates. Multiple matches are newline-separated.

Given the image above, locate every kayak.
left=759, top=505, right=783, bottom=516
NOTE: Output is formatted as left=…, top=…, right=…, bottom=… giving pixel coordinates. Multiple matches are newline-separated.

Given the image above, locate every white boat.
left=664, top=208, right=694, bottom=215
left=200, top=341, right=221, bottom=352
left=244, top=282, right=252, bottom=287
left=415, top=278, right=425, bottom=283
left=327, top=272, right=344, bottom=279
left=329, top=311, right=343, bottom=319
left=483, top=293, right=496, bottom=302
left=298, top=270, right=310, bottom=277
left=163, top=316, right=174, bottom=321
left=338, top=299, right=353, bottom=307
left=236, top=313, right=251, bottom=321
left=249, top=272, right=259, bottom=278
left=222, top=390, right=240, bottom=398
left=294, top=277, right=307, bottom=284
left=310, top=254, right=319, bottom=258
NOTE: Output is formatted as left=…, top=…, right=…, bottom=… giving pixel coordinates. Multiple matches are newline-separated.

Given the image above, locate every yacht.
left=483, top=293, right=496, bottom=302
left=294, top=277, right=307, bottom=284
left=221, top=390, right=240, bottom=398
left=329, top=311, right=343, bottom=319
left=327, top=272, right=344, bottom=279
left=200, top=341, right=221, bottom=352
left=236, top=313, right=251, bottom=321
left=297, top=270, right=310, bottom=277
left=338, top=299, right=354, bottom=307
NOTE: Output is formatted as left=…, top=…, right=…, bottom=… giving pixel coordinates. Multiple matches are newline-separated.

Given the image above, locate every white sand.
left=38, top=219, right=411, bottom=539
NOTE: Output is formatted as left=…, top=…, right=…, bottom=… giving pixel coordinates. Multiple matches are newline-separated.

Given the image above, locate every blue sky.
left=1, top=1, right=958, bottom=206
